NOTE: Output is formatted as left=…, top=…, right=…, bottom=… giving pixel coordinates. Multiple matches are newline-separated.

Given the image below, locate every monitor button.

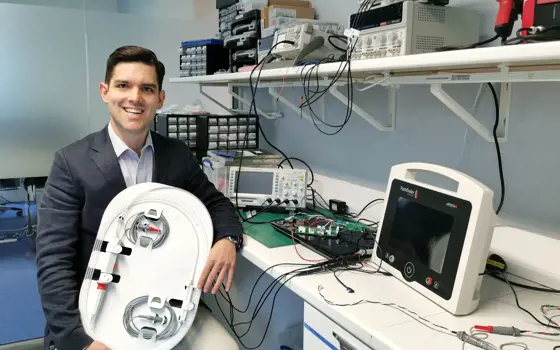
left=425, top=277, right=433, bottom=286
left=404, top=262, right=415, bottom=278
left=388, top=255, right=395, bottom=263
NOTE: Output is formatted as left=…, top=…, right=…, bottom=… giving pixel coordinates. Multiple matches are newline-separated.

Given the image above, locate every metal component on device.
left=456, top=331, right=495, bottom=350
left=126, top=212, right=170, bottom=249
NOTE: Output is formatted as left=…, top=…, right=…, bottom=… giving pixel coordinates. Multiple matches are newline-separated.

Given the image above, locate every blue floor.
left=0, top=203, right=45, bottom=345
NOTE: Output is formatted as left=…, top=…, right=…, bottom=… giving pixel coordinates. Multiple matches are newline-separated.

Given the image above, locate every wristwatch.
left=223, top=235, right=243, bottom=250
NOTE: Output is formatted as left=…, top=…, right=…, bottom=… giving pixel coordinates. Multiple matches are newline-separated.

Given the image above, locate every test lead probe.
left=473, top=325, right=523, bottom=336
left=475, top=325, right=560, bottom=337
left=456, top=331, right=496, bottom=350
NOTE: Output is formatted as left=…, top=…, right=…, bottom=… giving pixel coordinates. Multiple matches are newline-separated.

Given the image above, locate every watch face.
left=227, top=236, right=241, bottom=247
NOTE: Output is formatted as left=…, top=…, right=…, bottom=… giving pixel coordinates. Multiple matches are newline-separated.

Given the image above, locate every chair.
left=1, top=179, right=22, bottom=215
left=0, top=205, right=23, bottom=216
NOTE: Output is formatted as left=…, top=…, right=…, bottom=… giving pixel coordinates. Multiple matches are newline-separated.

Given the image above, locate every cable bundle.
left=122, top=296, right=179, bottom=341
left=504, top=26, right=560, bottom=45
left=296, top=0, right=381, bottom=136
left=214, top=255, right=387, bottom=349
left=125, top=212, right=170, bottom=248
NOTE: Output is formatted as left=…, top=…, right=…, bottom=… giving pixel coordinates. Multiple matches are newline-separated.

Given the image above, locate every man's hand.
left=87, top=341, right=111, bottom=349
left=197, top=238, right=237, bottom=294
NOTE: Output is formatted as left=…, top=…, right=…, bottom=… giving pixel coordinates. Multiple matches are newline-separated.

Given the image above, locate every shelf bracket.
left=498, top=82, right=512, bottom=142
left=199, top=84, right=233, bottom=115
left=430, top=83, right=508, bottom=143
left=328, top=84, right=395, bottom=132
left=227, top=84, right=281, bottom=119
left=268, top=87, right=325, bottom=125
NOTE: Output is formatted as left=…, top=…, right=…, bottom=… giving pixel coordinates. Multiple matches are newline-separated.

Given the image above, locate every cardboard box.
left=261, top=5, right=315, bottom=28
left=268, top=0, right=312, bottom=7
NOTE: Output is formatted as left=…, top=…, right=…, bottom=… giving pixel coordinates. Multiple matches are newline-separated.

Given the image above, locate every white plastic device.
left=349, top=1, right=480, bottom=60
left=227, top=167, right=307, bottom=209
left=372, top=162, right=495, bottom=315
left=272, top=23, right=342, bottom=61
left=78, top=183, right=213, bottom=350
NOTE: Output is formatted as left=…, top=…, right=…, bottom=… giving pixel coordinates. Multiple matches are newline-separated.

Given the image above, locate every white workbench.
left=239, top=233, right=560, bottom=350
left=233, top=173, right=560, bottom=350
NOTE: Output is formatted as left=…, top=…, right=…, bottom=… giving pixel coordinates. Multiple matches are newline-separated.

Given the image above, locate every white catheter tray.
left=78, top=183, right=213, bottom=350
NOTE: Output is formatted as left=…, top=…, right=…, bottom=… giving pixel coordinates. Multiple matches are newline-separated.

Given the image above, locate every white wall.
left=117, top=0, right=195, bottom=19
left=0, top=0, right=119, bottom=11
left=0, top=0, right=229, bottom=178
left=85, top=10, right=220, bottom=132
left=0, top=3, right=90, bottom=179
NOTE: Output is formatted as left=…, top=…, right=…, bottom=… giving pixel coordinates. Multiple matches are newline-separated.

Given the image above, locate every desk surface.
left=242, top=212, right=292, bottom=248
left=239, top=231, right=560, bottom=350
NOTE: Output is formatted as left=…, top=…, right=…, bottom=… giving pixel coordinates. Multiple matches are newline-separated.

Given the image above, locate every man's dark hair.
left=105, top=45, right=166, bottom=91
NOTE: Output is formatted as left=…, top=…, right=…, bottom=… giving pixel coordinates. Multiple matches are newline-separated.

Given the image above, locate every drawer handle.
left=333, top=331, right=359, bottom=350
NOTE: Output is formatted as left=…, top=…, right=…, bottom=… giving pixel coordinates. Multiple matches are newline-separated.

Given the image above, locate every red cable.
left=291, top=232, right=333, bottom=263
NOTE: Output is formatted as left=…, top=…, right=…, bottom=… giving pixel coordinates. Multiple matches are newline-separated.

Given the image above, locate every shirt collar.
left=108, top=122, right=154, bottom=158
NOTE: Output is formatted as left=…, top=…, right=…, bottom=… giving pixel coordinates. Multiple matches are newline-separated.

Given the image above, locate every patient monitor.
left=373, top=163, right=495, bottom=315
left=78, top=183, right=213, bottom=350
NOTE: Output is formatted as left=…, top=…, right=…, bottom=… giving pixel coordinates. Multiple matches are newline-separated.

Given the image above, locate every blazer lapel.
left=90, top=126, right=127, bottom=192
left=151, top=131, right=171, bottom=184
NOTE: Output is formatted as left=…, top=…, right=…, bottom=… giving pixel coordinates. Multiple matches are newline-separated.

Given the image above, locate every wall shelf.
left=170, top=41, right=560, bottom=142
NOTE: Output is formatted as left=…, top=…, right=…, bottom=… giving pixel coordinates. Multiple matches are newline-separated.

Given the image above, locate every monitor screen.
left=234, top=171, right=274, bottom=195
left=388, top=197, right=454, bottom=274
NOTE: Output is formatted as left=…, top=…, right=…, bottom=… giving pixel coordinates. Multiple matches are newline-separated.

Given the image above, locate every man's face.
left=100, top=62, right=165, bottom=135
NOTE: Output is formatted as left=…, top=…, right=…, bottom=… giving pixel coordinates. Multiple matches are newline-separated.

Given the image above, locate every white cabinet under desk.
left=304, top=302, right=372, bottom=350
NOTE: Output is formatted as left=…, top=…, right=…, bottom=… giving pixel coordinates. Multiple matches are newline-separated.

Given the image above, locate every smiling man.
left=35, top=46, right=242, bottom=350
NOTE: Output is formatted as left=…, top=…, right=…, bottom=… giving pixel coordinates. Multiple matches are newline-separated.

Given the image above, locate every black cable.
left=26, top=185, right=33, bottom=237
left=307, top=186, right=330, bottom=210
left=358, top=218, right=378, bottom=226
left=487, top=83, right=505, bottom=214
left=300, top=55, right=354, bottom=135
left=496, top=271, right=560, bottom=330
left=306, top=187, right=381, bottom=227
left=240, top=201, right=281, bottom=223
left=489, top=272, right=560, bottom=294
left=257, top=123, right=292, bottom=168
left=226, top=266, right=313, bottom=339
left=349, top=198, right=384, bottom=218
left=328, top=35, right=348, bottom=53
left=278, top=157, right=314, bottom=186
left=295, top=0, right=375, bottom=136
left=217, top=262, right=312, bottom=316
left=436, top=34, right=501, bottom=52
left=504, top=26, right=560, bottom=45
left=250, top=40, right=294, bottom=171
left=235, top=39, right=297, bottom=222
left=333, top=269, right=355, bottom=293
left=214, top=261, right=341, bottom=349
left=331, top=262, right=392, bottom=293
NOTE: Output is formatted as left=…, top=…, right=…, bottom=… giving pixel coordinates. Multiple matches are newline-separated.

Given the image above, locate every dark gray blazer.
left=35, top=126, right=243, bottom=350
